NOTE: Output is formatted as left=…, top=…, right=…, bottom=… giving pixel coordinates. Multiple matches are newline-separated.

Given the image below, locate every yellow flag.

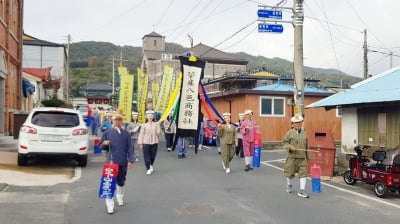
left=117, top=67, right=134, bottom=123
left=158, top=72, right=182, bottom=122
left=155, top=65, right=174, bottom=112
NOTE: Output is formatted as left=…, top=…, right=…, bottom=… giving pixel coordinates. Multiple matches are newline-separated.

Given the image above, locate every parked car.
left=18, top=107, right=89, bottom=167
left=203, top=119, right=218, bottom=145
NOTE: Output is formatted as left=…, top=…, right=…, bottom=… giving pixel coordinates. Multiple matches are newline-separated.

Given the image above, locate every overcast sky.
left=23, top=0, right=400, bottom=77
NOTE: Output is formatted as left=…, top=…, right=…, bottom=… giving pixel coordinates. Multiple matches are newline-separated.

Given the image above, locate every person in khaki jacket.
left=282, top=114, right=309, bottom=198
left=217, top=113, right=237, bottom=174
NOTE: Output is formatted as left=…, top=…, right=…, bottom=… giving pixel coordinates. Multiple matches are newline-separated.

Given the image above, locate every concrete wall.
left=341, top=107, right=358, bottom=153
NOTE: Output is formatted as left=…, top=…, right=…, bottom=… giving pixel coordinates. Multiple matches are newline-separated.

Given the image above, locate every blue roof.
left=307, top=65, right=400, bottom=108
left=253, top=83, right=331, bottom=93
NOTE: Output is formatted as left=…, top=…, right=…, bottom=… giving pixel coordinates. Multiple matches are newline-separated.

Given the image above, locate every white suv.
left=18, top=107, right=89, bottom=167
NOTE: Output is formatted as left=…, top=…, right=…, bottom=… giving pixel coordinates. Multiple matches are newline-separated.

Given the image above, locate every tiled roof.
left=22, top=67, right=52, bottom=81
left=142, top=31, right=164, bottom=39
left=181, top=43, right=248, bottom=65
left=23, top=34, right=65, bottom=47
left=253, top=83, right=331, bottom=93
left=84, top=82, right=113, bottom=91
left=307, top=65, right=400, bottom=108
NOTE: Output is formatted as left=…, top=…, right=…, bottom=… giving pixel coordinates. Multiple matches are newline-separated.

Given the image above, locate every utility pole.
left=66, top=34, right=71, bottom=103
left=293, top=0, right=304, bottom=116
left=363, top=29, right=368, bottom=79
left=111, top=51, right=129, bottom=95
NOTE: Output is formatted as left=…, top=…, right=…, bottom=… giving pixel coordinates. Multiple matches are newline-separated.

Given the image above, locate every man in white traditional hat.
left=239, top=109, right=257, bottom=171
left=138, top=110, right=161, bottom=175
left=282, top=114, right=309, bottom=198
left=100, top=109, right=134, bottom=214
left=217, top=112, right=237, bottom=174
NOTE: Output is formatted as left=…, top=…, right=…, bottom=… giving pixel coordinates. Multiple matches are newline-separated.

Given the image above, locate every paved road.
left=1, top=140, right=400, bottom=224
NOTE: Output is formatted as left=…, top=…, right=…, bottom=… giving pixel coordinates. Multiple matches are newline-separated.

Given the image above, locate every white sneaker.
left=222, top=161, right=226, bottom=170
left=146, top=169, right=152, bottom=175
left=167, top=148, right=171, bottom=151
left=149, top=165, right=154, bottom=172
left=107, top=207, right=114, bottom=214
left=226, top=168, right=231, bottom=174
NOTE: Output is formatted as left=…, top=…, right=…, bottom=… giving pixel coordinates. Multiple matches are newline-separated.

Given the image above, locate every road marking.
left=261, top=161, right=400, bottom=209
left=263, top=159, right=286, bottom=163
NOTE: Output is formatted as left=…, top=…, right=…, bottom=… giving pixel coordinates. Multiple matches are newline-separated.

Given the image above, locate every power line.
left=345, top=0, right=388, bottom=50
left=166, top=0, right=204, bottom=42
left=220, top=26, right=257, bottom=50
left=81, top=0, right=148, bottom=41
left=199, top=19, right=257, bottom=57
left=153, top=0, right=177, bottom=30
left=319, top=0, right=342, bottom=73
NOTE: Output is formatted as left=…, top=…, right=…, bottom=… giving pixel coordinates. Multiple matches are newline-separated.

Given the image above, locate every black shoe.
left=218, top=152, right=221, bottom=155
left=244, top=165, right=250, bottom=171
left=182, top=154, right=186, bottom=158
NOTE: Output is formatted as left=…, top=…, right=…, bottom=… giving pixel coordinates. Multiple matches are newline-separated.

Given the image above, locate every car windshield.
left=31, top=112, right=80, bottom=127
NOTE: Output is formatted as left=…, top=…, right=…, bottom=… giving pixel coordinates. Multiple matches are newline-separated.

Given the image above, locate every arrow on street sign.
left=257, top=9, right=282, bottom=19
left=258, top=24, right=284, bottom=33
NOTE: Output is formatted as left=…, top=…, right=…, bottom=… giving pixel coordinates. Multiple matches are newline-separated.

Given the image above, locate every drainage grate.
left=177, top=204, right=215, bottom=215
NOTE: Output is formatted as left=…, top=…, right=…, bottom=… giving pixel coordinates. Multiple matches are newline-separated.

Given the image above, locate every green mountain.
left=69, top=41, right=362, bottom=97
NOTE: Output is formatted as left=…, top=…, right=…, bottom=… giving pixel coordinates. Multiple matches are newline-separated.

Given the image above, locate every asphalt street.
left=1, top=137, right=400, bottom=224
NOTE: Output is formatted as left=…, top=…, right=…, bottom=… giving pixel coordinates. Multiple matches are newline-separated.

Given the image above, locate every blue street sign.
left=257, top=9, right=282, bottom=19
left=258, top=24, right=284, bottom=33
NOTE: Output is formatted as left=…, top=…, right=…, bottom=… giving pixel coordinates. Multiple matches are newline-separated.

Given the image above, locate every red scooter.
left=343, top=145, right=400, bottom=197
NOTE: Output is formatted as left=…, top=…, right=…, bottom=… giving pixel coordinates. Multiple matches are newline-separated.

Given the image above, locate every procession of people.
left=93, top=105, right=310, bottom=214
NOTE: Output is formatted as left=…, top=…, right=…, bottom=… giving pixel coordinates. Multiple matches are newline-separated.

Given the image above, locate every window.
left=336, top=106, right=342, bottom=117
left=260, top=96, right=285, bottom=116
left=9, top=0, right=20, bottom=36
left=0, top=50, right=7, bottom=76
left=153, top=39, right=157, bottom=47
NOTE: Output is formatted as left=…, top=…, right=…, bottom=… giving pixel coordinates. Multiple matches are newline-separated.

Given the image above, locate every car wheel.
left=77, top=155, right=88, bottom=167
left=343, top=170, right=357, bottom=185
left=17, top=153, right=28, bottom=166
left=374, top=181, right=387, bottom=198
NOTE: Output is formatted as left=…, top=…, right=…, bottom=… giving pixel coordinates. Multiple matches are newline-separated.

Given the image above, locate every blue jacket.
left=100, top=128, right=134, bottom=165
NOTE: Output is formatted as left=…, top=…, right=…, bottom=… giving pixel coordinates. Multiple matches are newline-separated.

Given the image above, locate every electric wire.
left=153, top=0, right=177, bottom=31
left=345, top=0, right=388, bottom=50
left=165, top=0, right=204, bottom=42
left=174, top=0, right=217, bottom=45
left=220, top=26, right=257, bottom=51
left=199, top=19, right=257, bottom=57
left=319, top=0, right=342, bottom=73
left=81, top=0, right=148, bottom=41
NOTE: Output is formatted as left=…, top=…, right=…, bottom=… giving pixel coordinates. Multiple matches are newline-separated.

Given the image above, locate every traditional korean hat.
left=244, top=109, right=253, bottom=115
left=145, top=110, right=155, bottom=117
left=110, top=108, right=125, bottom=120
left=291, top=114, right=304, bottom=123
left=223, top=112, right=231, bottom=118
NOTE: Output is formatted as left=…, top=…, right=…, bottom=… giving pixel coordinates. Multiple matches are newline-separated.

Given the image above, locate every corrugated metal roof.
left=253, top=83, right=331, bottom=93
left=307, top=65, right=400, bottom=108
